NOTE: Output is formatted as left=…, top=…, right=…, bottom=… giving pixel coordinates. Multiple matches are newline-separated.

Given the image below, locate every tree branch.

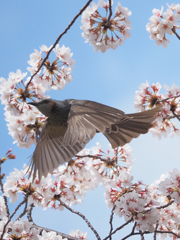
left=108, top=205, right=116, bottom=240
left=139, top=230, right=145, bottom=240
left=58, top=199, right=101, bottom=240
left=121, top=222, right=136, bottom=240
left=25, top=0, right=93, bottom=91
left=15, top=199, right=29, bottom=222
left=153, top=223, right=159, bottom=240
left=108, top=0, right=113, bottom=23
left=172, top=26, right=180, bottom=40
left=156, top=200, right=174, bottom=210
left=103, top=218, right=133, bottom=240
left=172, top=111, right=180, bottom=121
left=27, top=203, right=35, bottom=222
left=156, top=230, right=180, bottom=238
left=0, top=194, right=29, bottom=240
left=156, top=94, right=180, bottom=104
left=27, top=204, right=78, bottom=240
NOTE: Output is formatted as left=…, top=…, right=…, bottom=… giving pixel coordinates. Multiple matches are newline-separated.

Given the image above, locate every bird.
left=27, top=98, right=162, bottom=181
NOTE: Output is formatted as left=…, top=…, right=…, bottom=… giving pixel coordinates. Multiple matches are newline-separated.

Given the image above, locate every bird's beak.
left=28, top=102, right=38, bottom=106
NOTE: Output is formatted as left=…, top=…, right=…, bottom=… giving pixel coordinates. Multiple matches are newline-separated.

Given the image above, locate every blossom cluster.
left=134, top=81, right=180, bottom=139
left=0, top=218, right=39, bottom=240
left=0, top=45, right=75, bottom=149
left=104, top=174, right=160, bottom=232
left=81, top=0, right=131, bottom=52
left=0, top=216, right=88, bottom=240
left=104, top=167, right=180, bottom=235
left=2, top=144, right=180, bottom=237
left=146, top=4, right=180, bottom=48
left=1, top=144, right=132, bottom=238
left=3, top=143, right=133, bottom=209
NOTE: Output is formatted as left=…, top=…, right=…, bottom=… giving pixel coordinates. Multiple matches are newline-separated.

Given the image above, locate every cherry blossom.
left=134, top=81, right=180, bottom=139
left=0, top=45, right=75, bottom=149
left=0, top=218, right=39, bottom=240
left=146, top=4, right=180, bottom=48
left=39, top=230, right=67, bottom=240
left=69, top=230, right=88, bottom=240
left=81, top=0, right=131, bottom=52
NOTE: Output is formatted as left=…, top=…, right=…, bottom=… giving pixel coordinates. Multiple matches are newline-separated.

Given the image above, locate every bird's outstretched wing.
left=63, top=100, right=125, bottom=146
left=64, top=100, right=162, bottom=149
left=28, top=119, right=90, bottom=181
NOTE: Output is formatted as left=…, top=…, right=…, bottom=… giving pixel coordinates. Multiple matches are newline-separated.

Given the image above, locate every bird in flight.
left=28, top=99, right=162, bottom=181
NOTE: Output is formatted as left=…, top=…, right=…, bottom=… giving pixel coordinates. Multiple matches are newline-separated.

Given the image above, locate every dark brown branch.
left=154, top=223, right=159, bottom=240
left=58, top=199, right=101, bottom=240
left=27, top=204, right=78, bottom=240
left=104, top=201, right=174, bottom=240
left=109, top=205, right=116, bottom=240
left=156, top=94, right=180, bottom=104
left=156, top=230, right=180, bottom=238
left=172, top=26, right=180, bottom=40
left=27, top=203, right=35, bottom=222
left=103, top=218, right=133, bottom=240
left=0, top=195, right=29, bottom=240
left=139, top=231, right=145, bottom=240
left=32, top=223, right=79, bottom=240
left=172, top=111, right=180, bottom=121
left=0, top=161, right=10, bottom=218
left=25, top=0, right=93, bottom=91
left=107, top=0, right=113, bottom=23
left=121, top=222, right=136, bottom=240
left=122, top=230, right=180, bottom=240
left=15, top=199, right=29, bottom=221
left=156, top=200, right=174, bottom=210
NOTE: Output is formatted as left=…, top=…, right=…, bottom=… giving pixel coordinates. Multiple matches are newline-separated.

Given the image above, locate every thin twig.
left=154, top=223, right=159, bottom=240
left=109, top=205, right=116, bottom=240
left=26, top=203, right=78, bottom=240
left=155, top=230, right=180, bottom=238
left=156, top=200, right=174, bottom=210
left=25, top=0, right=93, bottom=91
left=27, top=203, right=35, bottom=222
left=163, top=115, right=177, bottom=120
left=103, top=218, right=133, bottom=240
left=172, top=111, right=180, bottom=121
left=139, top=230, right=145, bottom=240
left=0, top=162, right=10, bottom=218
left=104, top=201, right=174, bottom=240
left=122, top=229, right=180, bottom=240
left=156, top=94, right=180, bottom=104
left=172, top=26, right=180, bottom=40
left=107, top=0, right=113, bottom=23
left=58, top=199, right=101, bottom=240
left=0, top=195, right=29, bottom=240
left=121, top=222, right=136, bottom=240
left=15, top=199, right=29, bottom=221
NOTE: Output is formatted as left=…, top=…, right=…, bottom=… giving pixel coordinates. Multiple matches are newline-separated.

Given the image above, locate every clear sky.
left=0, top=1, right=180, bottom=239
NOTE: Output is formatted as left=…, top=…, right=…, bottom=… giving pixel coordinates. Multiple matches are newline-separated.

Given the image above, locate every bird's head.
left=28, top=99, right=57, bottom=117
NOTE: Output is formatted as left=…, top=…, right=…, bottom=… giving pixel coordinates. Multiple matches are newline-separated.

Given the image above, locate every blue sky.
left=0, top=1, right=180, bottom=239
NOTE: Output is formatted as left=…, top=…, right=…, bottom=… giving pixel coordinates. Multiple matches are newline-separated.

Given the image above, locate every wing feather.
left=28, top=100, right=162, bottom=182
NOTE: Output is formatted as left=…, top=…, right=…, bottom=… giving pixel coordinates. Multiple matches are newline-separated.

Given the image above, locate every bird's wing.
left=63, top=100, right=127, bottom=146
left=64, top=100, right=162, bottom=149
left=28, top=119, right=89, bottom=182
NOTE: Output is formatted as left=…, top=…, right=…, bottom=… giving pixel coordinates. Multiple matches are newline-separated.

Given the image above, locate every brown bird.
left=28, top=99, right=162, bottom=181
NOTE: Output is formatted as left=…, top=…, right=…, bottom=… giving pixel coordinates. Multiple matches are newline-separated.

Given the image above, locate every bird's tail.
left=103, top=105, right=162, bottom=148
